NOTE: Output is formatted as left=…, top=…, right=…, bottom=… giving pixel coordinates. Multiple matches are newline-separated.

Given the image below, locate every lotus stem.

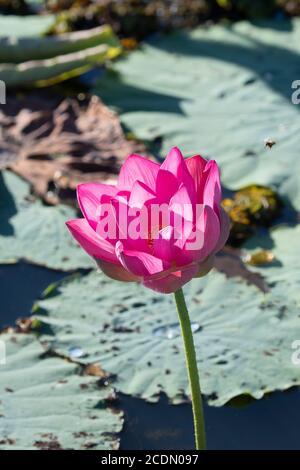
left=174, top=288, right=206, bottom=450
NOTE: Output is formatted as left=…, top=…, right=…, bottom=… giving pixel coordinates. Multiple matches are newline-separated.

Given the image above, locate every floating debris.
left=15, top=318, right=42, bottom=333
left=222, top=185, right=281, bottom=244
left=44, top=0, right=294, bottom=41
left=83, top=363, right=108, bottom=378
left=121, top=37, right=138, bottom=50
left=242, top=250, right=275, bottom=266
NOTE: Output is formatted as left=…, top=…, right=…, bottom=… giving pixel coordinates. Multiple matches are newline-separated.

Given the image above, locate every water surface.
left=1, top=263, right=299, bottom=450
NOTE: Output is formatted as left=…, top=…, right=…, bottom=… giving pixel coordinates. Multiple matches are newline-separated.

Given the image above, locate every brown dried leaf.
left=215, top=246, right=269, bottom=293
left=0, top=90, right=149, bottom=204
left=83, top=363, right=109, bottom=378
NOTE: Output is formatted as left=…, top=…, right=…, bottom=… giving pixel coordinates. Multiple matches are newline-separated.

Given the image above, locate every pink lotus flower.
left=66, top=147, right=230, bottom=293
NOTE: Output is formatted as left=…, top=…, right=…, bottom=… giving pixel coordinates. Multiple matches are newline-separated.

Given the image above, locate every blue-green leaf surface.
left=95, top=19, right=300, bottom=209
left=0, top=171, right=94, bottom=270
left=0, top=332, right=123, bottom=449
left=32, top=245, right=300, bottom=406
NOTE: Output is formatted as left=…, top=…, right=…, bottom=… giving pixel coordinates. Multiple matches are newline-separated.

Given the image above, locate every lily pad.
left=32, top=252, right=300, bottom=406
left=95, top=19, right=300, bottom=209
left=0, top=332, right=123, bottom=450
left=243, top=223, right=300, bottom=301
left=0, top=171, right=94, bottom=270
left=0, top=15, right=55, bottom=38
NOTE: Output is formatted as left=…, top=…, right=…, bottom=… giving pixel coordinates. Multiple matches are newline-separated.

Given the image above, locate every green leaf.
left=94, top=19, right=300, bottom=209
left=0, top=332, right=123, bottom=450
left=0, top=171, right=94, bottom=270
left=0, top=19, right=121, bottom=87
left=0, top=15, right=55, bottom=38
left=32, top=256, right=300, bottom=406
left=0, top=43, right=121, bottom=88
left=243, top=223, right=300, bottom=302
left=0, top=25, right=120, bottom=63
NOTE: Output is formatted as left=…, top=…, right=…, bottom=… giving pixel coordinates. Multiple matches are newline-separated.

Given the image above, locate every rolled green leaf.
left=0, top=25, right=120, bottom=63
left=0, top=43, right=121, bottom=87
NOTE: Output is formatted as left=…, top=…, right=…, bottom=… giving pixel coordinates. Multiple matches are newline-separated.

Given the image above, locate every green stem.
left=174, top=288, right=206, bottom=450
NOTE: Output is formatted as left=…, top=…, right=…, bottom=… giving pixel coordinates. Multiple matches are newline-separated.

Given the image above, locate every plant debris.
left=215, top=246, right=269, bottom=293
left=83, top=363, right=109, bottom=378
left=241, top=250, right=276, bottom=266
left=222, top=185, right=282, bottom=244
left=0, top=90, right=149, bottom=205
left=41, top=0, right=299, bottom=41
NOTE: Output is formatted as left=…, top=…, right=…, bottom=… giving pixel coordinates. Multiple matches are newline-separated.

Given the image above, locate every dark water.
left=1, top=263, right=300, bottom=450
left=120, top=391, right=300, bottom=450
left=0, top=262, right=68, bottom=328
